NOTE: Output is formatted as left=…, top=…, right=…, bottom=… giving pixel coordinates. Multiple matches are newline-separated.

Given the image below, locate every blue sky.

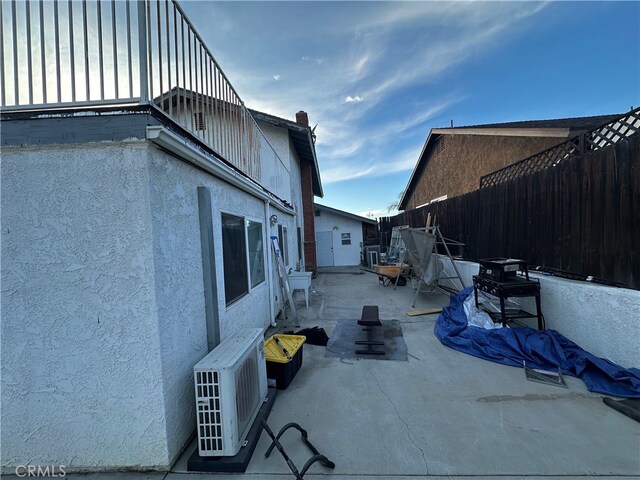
left=181, top=1, right=640, bottom=218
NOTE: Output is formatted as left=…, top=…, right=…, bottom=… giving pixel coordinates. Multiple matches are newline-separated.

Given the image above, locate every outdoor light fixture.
left=270, top=214, right=278, bottom=225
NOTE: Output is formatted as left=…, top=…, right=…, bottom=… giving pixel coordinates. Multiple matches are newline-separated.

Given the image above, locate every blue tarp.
left=434, top=287, right=640, bottom=398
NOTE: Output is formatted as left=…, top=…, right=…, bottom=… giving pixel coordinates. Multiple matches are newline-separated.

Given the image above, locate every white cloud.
left=182, top=1, right=550, bottom=191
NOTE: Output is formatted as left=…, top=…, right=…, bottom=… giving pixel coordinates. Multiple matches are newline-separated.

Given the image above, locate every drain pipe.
left=265, top=200, right=277, bottom=327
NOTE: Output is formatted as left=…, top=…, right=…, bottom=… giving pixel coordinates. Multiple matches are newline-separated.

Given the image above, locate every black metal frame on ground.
left=262, top=421, right=335, bottom=479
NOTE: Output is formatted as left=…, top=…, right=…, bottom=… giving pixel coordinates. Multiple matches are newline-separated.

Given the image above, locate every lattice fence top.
left=480, top=108, right=640, bottom=189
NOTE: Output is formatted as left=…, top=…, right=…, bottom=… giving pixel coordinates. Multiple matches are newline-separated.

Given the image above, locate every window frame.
left=245, top=218, right=266, bottom=289
left=221, top=211, right=266, bottom=308
left=341, top=232, right=352, bottom=245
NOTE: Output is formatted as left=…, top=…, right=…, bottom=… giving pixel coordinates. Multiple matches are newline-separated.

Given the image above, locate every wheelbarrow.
left=372, top=263, right=410, bottom=287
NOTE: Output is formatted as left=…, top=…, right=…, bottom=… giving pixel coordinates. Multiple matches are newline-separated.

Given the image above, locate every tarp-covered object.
left=435, top=287, right=640, bottom=398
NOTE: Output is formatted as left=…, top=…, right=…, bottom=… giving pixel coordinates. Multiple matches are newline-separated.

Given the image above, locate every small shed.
left=313, top=203, right=377, bottom=267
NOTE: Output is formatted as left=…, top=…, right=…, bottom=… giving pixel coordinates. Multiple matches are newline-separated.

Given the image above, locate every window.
left=247, top=220, right=265, bottom=288
left=222, top=213, right=248, bottom=305
left=341, top=232, right=351, bottom=245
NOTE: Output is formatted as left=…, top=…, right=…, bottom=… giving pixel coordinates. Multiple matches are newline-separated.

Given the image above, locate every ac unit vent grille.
left=235, top=352, right=259, bottom=437
left=194, top=328, right=267, bottom=457
left=196, top=370, right=223, bottom=453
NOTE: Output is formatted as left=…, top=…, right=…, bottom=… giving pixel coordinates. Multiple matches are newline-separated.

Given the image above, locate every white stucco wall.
left=314, top=210, right=364, bottom=266
left=147, top=147, right=273, bottom=462
left=255, top=121, right=291, bottom=202
left=1, top=142, right=169, bottom=471
left=1, top=138, right=285, bottom=472
left=288, top=138, right=305, bottom=268
left=438, top=257, right=640, bottom=369
left=255, top=119, right=305, bottom=269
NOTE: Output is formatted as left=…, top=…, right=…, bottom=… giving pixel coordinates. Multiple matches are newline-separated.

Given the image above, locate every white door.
left=316, top=231, right=334, bottom=267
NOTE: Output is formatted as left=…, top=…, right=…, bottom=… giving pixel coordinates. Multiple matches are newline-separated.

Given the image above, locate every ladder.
left=271, top=236, right=299, bottom=327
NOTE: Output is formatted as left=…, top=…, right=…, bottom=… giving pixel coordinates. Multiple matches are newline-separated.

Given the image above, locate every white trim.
left=431, top=127, right=571, bottom=138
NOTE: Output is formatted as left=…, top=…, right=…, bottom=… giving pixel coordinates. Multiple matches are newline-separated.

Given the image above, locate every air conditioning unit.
left=194, top=328, right=268, bottom=457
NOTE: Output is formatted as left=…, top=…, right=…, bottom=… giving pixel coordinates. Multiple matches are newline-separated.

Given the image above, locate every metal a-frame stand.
left=397, top=225, right=465, bottom=308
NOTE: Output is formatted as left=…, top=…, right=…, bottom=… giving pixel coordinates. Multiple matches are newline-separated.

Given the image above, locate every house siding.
left=314, top=210, right=365, bottom=266
left=146, top=145, right=274, bottom=464
left=0, top=133, right=291, bottom=471
left=1, top=141, right=170, bottom=470
left=405, top=134, right=566, bottom=210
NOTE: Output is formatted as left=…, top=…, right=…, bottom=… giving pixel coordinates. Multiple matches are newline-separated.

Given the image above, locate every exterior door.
left=316, top=231, right=334, bottom=267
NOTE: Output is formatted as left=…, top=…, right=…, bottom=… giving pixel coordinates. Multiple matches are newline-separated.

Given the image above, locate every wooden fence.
left=380, top=134, right=640, bottom=290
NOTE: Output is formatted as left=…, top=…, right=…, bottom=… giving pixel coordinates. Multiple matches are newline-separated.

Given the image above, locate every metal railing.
left=480, top=108, right=640, bottom=188
left=0, top=0, right=273, bottom=181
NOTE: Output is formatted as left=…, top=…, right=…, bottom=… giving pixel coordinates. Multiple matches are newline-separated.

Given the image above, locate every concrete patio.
left=5, top=270, right=639, bottom=479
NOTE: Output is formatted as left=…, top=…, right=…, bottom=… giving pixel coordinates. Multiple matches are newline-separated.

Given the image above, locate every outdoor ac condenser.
left=194, top=328, right=268, bottom=457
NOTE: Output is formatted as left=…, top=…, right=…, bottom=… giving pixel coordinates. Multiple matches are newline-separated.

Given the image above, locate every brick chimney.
left=296, top=110, right=309, bottom=126
left=296, top=110, right=317, bottom=274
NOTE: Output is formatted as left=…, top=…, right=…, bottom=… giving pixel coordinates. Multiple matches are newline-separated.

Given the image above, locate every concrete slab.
left=5, top=272, right=635, bottom=480
left=248, top=272, right=640, bottom=478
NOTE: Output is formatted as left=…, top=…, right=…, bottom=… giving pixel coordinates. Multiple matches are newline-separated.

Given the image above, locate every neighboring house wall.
left=405, top=134, right=565, bottom=210
left=314, top=210, right=364, bottom=266
left=1, top=134, right=282, bottom=471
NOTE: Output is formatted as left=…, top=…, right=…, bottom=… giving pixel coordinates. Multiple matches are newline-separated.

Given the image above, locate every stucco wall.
left=1, top=142, right=169, bottom=471
left=437, top=257, right=640, bottom=369
left=0, top=137, right=285, bottom=472
left=146, top=146, right=274, bottom=462
left=315, top=210, right=364, bottom=266
left=288, top=138, right=305, bottom=268
left=405, top=134, right=566, bottom=209
left=255, top=121, right=291, bottom=202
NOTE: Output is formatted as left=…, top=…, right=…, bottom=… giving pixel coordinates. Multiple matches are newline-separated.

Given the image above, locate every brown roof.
left=447, top=113, right=622, bottom=133
left=399, top=111, right=625, bottom=210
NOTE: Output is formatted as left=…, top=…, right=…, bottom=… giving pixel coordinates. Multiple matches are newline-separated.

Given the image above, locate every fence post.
left=137, top=0, right=148, bottom=103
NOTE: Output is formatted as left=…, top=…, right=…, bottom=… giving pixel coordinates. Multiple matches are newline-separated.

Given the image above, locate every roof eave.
left=314, top=203, right=377, bottom=225
left=398, top=129, right=436, bottom=210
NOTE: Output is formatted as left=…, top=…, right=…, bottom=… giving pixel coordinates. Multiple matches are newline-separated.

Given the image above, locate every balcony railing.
left=0, top=0, right=275, bottom=181
left=480, top=108, right=640, bottom=188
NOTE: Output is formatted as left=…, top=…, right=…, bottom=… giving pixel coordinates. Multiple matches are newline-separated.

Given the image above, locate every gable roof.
left=313, top=203, right=377, bottom=225
left=399, top=112, right=624, bottom=210
left=249, top=109, right=323, bottom=198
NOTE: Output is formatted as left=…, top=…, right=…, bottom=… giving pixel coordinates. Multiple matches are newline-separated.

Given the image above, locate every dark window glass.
left=297, top=227, right=302, bottom=264
left=247, top=220, right=265, bottom=287
left=222, top=213, right=248, bottom=305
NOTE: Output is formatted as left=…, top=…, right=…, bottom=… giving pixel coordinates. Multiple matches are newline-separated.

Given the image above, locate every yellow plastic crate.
left=264, top=334, right=306, bottom=389
left=264, top=334, right=306, bottom=363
